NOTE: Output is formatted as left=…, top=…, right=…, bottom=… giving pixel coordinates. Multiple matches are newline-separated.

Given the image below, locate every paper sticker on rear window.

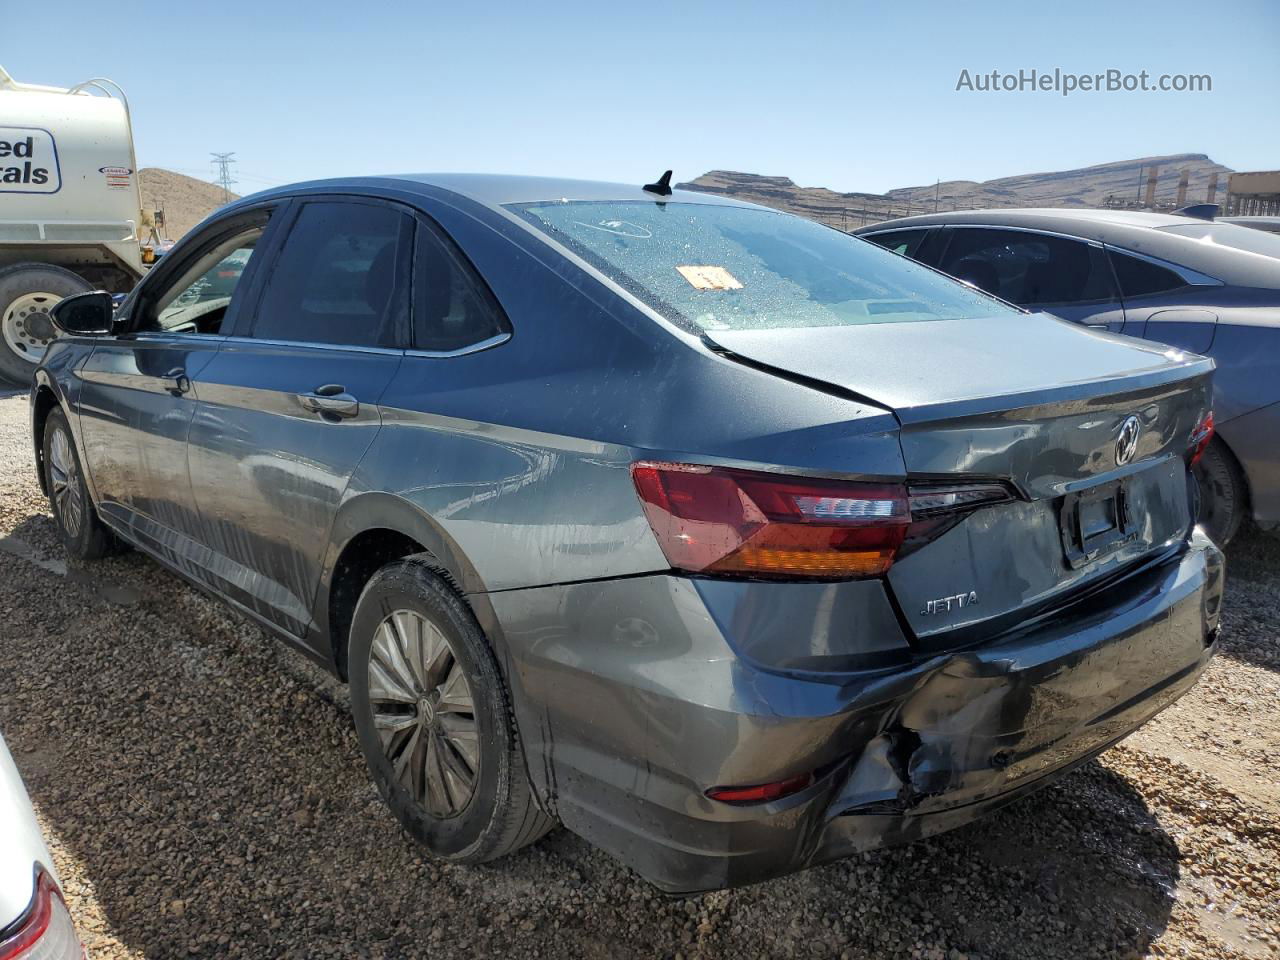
left=676, top=265, right=743, bottom=291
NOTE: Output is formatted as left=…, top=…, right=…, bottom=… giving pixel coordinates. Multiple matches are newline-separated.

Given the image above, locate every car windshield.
left=1158, top=221, right=1280, bottom=260
left=513, top=200, right=1016, bottom=331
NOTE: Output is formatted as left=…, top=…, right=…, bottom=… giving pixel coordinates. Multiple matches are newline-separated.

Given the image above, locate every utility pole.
left=210, top=152, right=237, bottom=203
left=934, top=179, right=940, bottom=213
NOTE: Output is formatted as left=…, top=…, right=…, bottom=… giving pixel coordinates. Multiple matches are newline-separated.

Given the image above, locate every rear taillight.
left=1189, top=411, right=1214, bottom=466
left=631, top=462, right=910, bottom=579
left=0, top=871, right=85, bottom=960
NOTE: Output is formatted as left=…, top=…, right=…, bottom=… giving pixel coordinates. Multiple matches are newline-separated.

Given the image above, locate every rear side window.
left=1108, top=250, right=1188, bottom=299
left=251, top=201, right=411, bottom=347
left=937, top=229, right=1116, bottom=306
left=413, top=223, right=506, bottom=352
left=865, top=229, right=929, bottom=259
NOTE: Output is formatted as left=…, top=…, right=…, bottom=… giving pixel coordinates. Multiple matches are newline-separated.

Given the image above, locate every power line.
left=210, top=152, right=237, bottom=202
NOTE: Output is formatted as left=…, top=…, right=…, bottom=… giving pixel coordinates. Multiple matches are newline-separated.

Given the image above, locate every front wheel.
left=42, top=408, right=117, bottom=560
left=348, top=558, right=555, bottom=863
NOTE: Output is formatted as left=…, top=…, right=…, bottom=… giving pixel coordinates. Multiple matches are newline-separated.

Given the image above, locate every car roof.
left=235, top=173, right=760, bottom=212
left=854, top=207, right=1280, bottom=289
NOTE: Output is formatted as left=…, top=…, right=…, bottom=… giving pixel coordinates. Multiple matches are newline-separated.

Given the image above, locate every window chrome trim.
left=219, top=337, right=405, bottom=356
left=125, top=332, right=229, bottom=344
left=915, top=223, right=1108, bottom=249
left=863, top=222, right=1225, bottom=287
left=405, top=331, right=511, bottom=358
left=1104, top=245, right=1223, bottom=287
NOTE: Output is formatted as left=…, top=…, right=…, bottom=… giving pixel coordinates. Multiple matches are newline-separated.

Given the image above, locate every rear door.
left=934, top=227, right=1127, bottom=331
left=184, top=196, right=412, bottom=636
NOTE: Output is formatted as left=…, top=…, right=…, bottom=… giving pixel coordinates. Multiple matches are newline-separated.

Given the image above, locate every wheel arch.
left=30, top=373, right=65, bottom=497
left=315, top=491, right=494, bottom=680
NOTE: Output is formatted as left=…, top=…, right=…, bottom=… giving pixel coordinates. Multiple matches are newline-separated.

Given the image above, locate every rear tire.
left=1194, top=437, right=1246, bottom=546
left=0, top=264, right=91, bottom=385
left=348, top=557, right=555, bottom=863
left=42, top=408, right=117, bottom=561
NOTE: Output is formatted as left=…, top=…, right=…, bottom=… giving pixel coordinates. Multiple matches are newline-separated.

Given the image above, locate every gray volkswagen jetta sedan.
left=31, top=174, right=1223, bottom=892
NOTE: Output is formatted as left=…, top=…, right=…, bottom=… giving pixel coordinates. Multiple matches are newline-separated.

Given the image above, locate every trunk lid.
left=705, top=313, right=1215, bottom=643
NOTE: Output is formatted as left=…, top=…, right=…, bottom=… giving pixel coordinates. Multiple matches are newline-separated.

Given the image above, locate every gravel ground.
left=0, top=390, right=1276, bottom=960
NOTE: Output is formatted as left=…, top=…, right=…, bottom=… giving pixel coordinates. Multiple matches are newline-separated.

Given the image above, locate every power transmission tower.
left=210, top=152, right=237, bottom=202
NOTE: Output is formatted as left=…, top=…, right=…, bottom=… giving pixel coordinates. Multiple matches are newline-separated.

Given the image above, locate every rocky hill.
left=680, top=154, right=1234, bottom=228
left=138, top=168, right=239, bottom=240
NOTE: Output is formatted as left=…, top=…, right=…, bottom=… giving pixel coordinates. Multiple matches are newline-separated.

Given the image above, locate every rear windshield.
left=513, top=200, right=1016, bottom=331
left=1158, top=222, right=1280, bottom=259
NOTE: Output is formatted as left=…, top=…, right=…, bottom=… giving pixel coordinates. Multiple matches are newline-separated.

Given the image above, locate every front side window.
left=251, top=201, right=411, bottom=347
left=514, top=201, right=1014, bottom=331
left=147, top=225, right=264, bottom=334
left=936, top=229, right=1116, bottom=307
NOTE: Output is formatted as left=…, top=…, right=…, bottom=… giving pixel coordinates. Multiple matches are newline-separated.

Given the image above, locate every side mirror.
left=50, top=291, right=115, bottom=336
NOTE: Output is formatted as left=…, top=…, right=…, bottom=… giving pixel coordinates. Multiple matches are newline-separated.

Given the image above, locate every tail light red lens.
left=0, top=871, right=85, bottom=960
left=631, top=462, right=910, bottom=580
left=1188, top=411, right=1214, bottom=466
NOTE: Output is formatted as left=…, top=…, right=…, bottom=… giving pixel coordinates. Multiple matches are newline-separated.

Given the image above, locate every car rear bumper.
left=486, top=529, right=1224, bottom=892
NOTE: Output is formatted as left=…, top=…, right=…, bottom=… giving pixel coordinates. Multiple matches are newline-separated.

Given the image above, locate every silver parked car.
left=33, top=175, right=1223, bottom=892
left=856, top=208, right=1280, bottom=544
left=1, top=734, right=86, bottom=958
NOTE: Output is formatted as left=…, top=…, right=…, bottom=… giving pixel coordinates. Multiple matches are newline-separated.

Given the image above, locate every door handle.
left=163, top=368, right=191, bottom=396
left=298, top=384, right=359, bottom=419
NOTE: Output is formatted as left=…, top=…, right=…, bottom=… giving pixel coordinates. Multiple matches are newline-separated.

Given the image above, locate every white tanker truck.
left=0, top=65, right=144, bottom=383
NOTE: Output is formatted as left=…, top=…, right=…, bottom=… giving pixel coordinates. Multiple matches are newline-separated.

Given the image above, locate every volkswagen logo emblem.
left=1115, top=415, right=1141, bottom=465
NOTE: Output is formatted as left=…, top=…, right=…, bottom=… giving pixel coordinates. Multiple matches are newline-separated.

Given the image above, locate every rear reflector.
left=706, top=772, right=814, bottom=805
left=0, top=871, right=85, bottom=960
left=1189, top=411, right=1214, bottom=466
left=631, top=462, right=910, bottom=580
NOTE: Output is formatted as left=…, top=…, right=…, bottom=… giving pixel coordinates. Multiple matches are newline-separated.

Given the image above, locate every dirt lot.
left=0, top=391, right=1276, bottom=960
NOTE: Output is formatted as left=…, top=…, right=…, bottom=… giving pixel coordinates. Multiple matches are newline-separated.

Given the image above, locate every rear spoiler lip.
left=890, top=355, right=1216, bottom=425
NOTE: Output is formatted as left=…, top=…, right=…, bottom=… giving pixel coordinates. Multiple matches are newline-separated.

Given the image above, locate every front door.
left=184, top=197, right=413, bottom=637
left=76, top=210, right=275, bottom=565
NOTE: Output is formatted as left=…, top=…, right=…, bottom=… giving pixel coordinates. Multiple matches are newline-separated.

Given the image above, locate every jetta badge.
left=1115, top=415, right=1142, bottom=465
left=921, top=591, right=978, bottom=616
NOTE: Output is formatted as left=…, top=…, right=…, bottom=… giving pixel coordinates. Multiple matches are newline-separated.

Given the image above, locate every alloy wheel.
left=367, top=609, right=480, bottom=817
left=48, top=425, right=83, bottom=537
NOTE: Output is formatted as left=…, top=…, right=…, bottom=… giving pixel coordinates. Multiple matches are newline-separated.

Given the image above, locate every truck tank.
left=0, top=65, right=143, bottom=383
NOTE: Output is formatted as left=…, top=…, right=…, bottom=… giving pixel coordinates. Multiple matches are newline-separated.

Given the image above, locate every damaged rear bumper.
left=487, top=530, right=1224, bottom=893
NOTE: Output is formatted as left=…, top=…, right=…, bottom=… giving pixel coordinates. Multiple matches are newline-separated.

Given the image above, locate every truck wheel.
left=0, top=264, right=92, bottom=385
left=1194, top=437, right=1246, bottom=546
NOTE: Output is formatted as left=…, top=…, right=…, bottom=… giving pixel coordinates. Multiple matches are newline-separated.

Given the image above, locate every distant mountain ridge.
left=138, top=168, right=239, bottom=239
left=679, top=154, right=1234, bottom=228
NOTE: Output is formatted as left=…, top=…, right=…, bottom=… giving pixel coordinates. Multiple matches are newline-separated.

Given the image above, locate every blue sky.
left=4, top=0, right=1277, bottom=196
